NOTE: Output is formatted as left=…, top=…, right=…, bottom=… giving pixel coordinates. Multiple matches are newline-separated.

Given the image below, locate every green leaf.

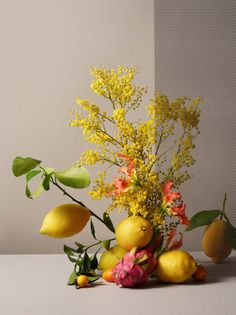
left=74, top=242, right=85, bottom=253
left=185, top=210, right=221, bottom=231
left=67, top=256, right=78, bottom=263
left=26, top=169, right=41, bottom=181
left=82, top=252, right=91, bottom=273
left=75, top=259, right=83, bottom=269
left=226, top=223, right=236, bottom=249
left=12, top=156, right=41, bottom=177
left=64, top=244, right=77, bottom=256
left=42, top=173, right=53, bottom=191
left=67, top=270, right=77, bottom=285
left=25, top=170, right=44, bottom=199
left=101, top=239, right=111, bottom=251
left=74, top=242, right=85, bottom=249
left=90, top=220, right=97, bottom=240
left=103, top=212, right=115, bottom=233
left=87, top=276, right=99, bottom=283
left=90, top=255, right=98, bottom=270
left=55, top=166, right=90, bottom=189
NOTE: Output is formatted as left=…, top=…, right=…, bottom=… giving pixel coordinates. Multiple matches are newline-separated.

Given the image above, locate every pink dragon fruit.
left=112, top=248, right=156, bottom=288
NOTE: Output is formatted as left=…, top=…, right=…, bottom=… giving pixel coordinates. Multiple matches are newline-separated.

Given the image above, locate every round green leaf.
left=55, top=166, right=90, bottom=189
left=12, top=156, right=41, bottom=177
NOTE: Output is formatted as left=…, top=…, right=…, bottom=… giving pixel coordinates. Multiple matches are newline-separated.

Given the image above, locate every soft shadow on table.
left=203, top=256, right=236, bottom=278
left=129, top=276, right=227, bottom=290
left=122, top=277, right=221, bottom=290
left=127, top=262, right=236, bottom=290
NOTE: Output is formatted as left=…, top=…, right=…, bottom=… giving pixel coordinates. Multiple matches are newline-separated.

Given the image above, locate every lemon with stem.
left=115, top=216, right=153, bottom=250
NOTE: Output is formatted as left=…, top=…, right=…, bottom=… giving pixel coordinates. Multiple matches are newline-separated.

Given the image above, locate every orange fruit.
left=102, top=268, right=115, bottom=283
left=76, top=275, right=89, bottom=287
left=115, top=216, right=153, bottom=250
left=192, top=264, right=208, bottom=281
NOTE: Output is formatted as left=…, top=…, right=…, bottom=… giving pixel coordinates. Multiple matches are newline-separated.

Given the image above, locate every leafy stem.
left=39, top=166, right=108, bottom=226
left=50, top=176, right=106, bottom=226
left=86, top=237, right=115, bottom=251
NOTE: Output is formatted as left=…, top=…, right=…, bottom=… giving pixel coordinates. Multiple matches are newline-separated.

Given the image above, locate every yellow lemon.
left=98, top=245, right=128, bottom=271
left=156, top=250, right=197, bottom=283
left=202, top=220, right=232, bottom=263
left=115, top=216, right=153, bottom=250
left=40, top=203, right=90, bottom=238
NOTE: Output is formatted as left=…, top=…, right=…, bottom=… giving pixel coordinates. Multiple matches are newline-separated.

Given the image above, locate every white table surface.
left=0, top=252, right=235, bottom=315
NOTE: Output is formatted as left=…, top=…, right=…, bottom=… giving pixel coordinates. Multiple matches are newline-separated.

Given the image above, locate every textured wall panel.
left=154, top=0, right=236, bottom=249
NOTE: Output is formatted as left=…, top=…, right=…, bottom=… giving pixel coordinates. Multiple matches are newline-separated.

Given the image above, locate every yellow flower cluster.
left=91, top=66, right=136, bottom=106
left=80, top=150, right=101, bottom=165
left=69, top=66, right=202, bottom=229
left=88, top=172, right=113, bottom=200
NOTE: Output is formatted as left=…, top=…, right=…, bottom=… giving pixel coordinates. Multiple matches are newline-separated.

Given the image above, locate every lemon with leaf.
left=40, top=203, right=90, bottom=238
left=186, top=193, right=236, bottom=263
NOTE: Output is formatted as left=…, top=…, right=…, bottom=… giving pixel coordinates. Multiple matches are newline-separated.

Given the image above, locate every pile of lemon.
left=40, top=204, right=206, bottom=285
left=100, top=215, right=205, bottom=283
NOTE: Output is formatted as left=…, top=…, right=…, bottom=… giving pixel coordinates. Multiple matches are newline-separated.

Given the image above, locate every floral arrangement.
left=12, top=66, right=206, bottom=288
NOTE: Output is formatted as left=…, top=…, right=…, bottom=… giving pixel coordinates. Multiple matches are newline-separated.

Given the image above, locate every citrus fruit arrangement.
left=11, top=66, right=235, bottom=289
left=98, top=216, right=207, bottom=288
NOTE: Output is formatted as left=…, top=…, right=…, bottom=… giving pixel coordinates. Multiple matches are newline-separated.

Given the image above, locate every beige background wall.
left=0, top=0, right=154, bottom=253
left=1, top=0, right=235, bottom=254
left=155, top=0, right=236, bottom=250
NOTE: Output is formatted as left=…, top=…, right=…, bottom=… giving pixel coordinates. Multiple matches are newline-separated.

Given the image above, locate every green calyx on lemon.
left=115, top=216, right=153, bottom=250
left=40, top=203, right=90, bottom=238
left=155, top=250, right=197, bottom=283
left=98, top=245, right=128, bottom=271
